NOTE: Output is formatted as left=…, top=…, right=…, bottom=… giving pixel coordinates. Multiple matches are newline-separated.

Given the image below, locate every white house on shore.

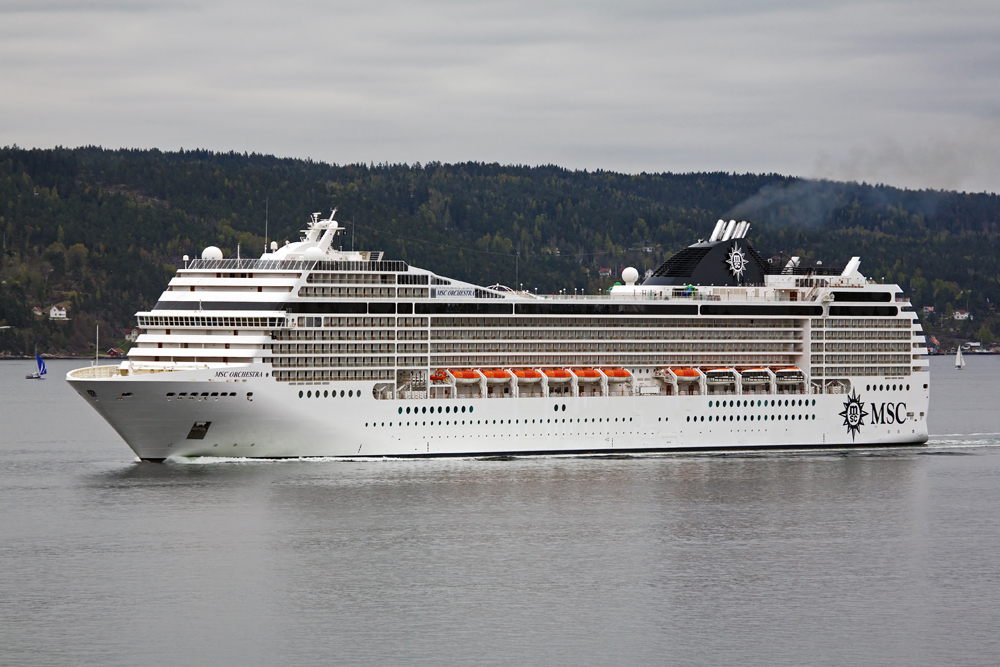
left=48, top=306, right=68, bottom=320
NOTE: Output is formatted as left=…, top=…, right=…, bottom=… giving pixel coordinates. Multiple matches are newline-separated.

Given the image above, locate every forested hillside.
left=2, top=146, right=999, bottom=356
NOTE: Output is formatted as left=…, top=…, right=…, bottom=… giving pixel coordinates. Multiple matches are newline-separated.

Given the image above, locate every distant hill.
left=1, top=146, right=998, bottom=356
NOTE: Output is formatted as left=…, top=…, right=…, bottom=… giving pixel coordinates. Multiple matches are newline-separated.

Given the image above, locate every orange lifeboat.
left=572, top=368, right=602, bottom=383
left=601, top=367, right=632, bottom=382
left=740, top=367, right=770, bottom=385
left=671, top=367, right=700, bottom=382
left=449, top=368, right=481, bottom=384
left=774, top=367, right=805, bottom=384
left=543, top=368, right=573, bottom=383
left=430, top=370, right=448, bottom=382
left=512, top=368, right=542, bottom=384
left=479, top=368, right=511, bottom=383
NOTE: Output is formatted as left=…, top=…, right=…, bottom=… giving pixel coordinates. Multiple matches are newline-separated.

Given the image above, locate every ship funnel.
left=709, top=219, right=726, bottom=242
left=721, top=219, right=737, bottom=241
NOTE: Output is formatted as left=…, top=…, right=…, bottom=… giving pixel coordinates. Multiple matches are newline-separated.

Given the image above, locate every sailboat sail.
left=955, top=347, right=965, bottom=369
left=36, top=353, right=47, bottom=376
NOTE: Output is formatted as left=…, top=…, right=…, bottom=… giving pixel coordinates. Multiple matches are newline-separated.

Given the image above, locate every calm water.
left=1, top=357, right=999, bottom=666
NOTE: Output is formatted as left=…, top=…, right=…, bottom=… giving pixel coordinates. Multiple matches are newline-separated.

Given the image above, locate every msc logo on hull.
left=840, top=390, right=907, bottom=440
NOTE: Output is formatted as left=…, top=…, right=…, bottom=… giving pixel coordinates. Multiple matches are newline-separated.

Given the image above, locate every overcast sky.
left=2, top=0, right=999, bottom=193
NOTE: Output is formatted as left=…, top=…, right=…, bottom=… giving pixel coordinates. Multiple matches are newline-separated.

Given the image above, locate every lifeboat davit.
left=572, top=368, right=602, bottom=383
left=671, top=367, right=700, bottom=382
left=449, top=368, right=481, bottom=384
left=479, top=369, right=511, bottom=383
left=543, top=368, right=573, bottom=383
left=512, top=368, right=542, bottom=384
left=601, top=368, right=631, bottom=382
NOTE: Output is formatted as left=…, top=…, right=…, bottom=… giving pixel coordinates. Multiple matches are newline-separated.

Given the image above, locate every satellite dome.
left=201, top=246, right=223, bottom=260
left=622, top=267, right=639, bottom=285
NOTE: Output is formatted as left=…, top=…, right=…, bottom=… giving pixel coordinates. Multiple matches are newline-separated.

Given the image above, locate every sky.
left=2, top=0, right=999, bottom=193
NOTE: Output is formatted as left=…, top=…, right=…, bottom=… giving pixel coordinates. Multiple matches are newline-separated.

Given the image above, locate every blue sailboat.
left=26, top=350, right=47, bottom=380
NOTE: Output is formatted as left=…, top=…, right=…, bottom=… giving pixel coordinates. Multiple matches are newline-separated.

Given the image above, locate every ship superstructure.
left=68, top=213, right=929, bottom=460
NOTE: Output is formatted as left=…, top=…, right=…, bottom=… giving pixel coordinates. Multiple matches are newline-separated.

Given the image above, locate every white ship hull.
left=68, top=363, right=929, bottom=461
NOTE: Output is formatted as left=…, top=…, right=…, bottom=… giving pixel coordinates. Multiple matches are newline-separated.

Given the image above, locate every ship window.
left=708, top=416, right=712, bottom=422
left=709, top=401, right=713, bottom=407
left=406, top=407, right=411, bottom=414
left=349, top=390, right=354, bottom=397
left=461, top=406, right=466, bottom=413
left=812, top=415, right=816, bottom=420
left=211, top=392, right=218, bottom=397
left=562, top=404, right=566, bottom=411
left=307, top=391, right=312, bottom=398
left=907, top=384, right=910, bottom=390
left=438, top=406, right=442, bottom=413
left=469, top=406, right=473, bottom=413
left=422, top=407, right=427, bottom=413
left=167, top=393, right=175, bottom=397
left=553, top=405, right=558, bottom=413
left=687, top=416, right=690, bottom=422
left=323, top=391, right=328, bottom=398
left=398, top=407, right=402, bottom=414
left=446, top=406, right=451, bottom=414
left=201, top=392, right=209, bottom=396
left=340, top=390, right=345, bottom=397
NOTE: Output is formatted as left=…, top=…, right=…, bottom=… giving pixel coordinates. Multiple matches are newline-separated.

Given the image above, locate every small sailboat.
left=26, top=350, right=47, bottom=380
left=955, top=346, right=966, bottom=370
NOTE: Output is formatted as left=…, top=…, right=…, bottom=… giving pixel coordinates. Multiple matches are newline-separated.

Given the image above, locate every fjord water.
left=1, top=359, right=998, bottom=666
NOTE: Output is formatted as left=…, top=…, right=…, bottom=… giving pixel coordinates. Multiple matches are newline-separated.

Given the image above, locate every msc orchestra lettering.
left=67, top=211, right=929, bottom=460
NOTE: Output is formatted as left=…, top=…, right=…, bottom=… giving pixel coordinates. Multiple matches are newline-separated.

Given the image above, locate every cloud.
left=0, top=0, right=998, bottom=192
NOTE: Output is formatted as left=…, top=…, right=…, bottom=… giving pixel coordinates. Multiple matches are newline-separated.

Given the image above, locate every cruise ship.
left=67, top=212, right=930, bottom=460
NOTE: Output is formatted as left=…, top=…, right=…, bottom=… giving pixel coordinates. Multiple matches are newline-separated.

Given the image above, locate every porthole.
left=323, top=390, right=328, bottom=398
left=381, top=422, right=384, bottom=427
left=438, top=406, right=442, bottom=413
left=298, top=391, right=303, bottom=398
left=629, top=417, right=632, bottom=422
left=729, top=400, right=734, bottom=407
left=365, top=423, right=368, bottom=427
left=460, top=406, right=465, bottom=413
left=340, top=390, right=345, bottom=397
left=406, top=407, right=411, bottom=414
left=700, top=416, right=704, bottom=422
left=398, top=407, right=403, bottom=414
left=708, top=416, right=712, bottom=422
left=469, top=406, right=474, bottom=413
left=811, top=399, right=816, bottom=406
left=547, top=419, right=550, bottom=423
left=687, top=416, right=690, bottom=422
left=812, top=414, right=816, bottom=420
left=446, top=406, right=451, bottom=414
left=307, top=390, right=312, bottom=398
left=867, top=385, right=871, bottom=391
left=562, top=404, right=566, bottom=412
left=771, top=400, right=775, bottom=406
left=350, top=390, right=354, bottom=397
left=709, top=400, right=713, bottom=407
left=532, top=419, right=536, bottom=424
left=879, top=385, right=883, bottom=391
left=906, top=384, right=910, bottom=391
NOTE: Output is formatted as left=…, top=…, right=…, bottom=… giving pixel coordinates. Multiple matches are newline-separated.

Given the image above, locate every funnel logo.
left=839, top=390, right=868, bottom=440
left=726, top=244, right=747, bottom=280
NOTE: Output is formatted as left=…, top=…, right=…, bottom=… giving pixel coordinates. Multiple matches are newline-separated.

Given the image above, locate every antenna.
left=94, top=325, right=99, bottom=367
left=264, top=197, right=268, bottom=254
left=352, top=219, right=355, bottom=251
